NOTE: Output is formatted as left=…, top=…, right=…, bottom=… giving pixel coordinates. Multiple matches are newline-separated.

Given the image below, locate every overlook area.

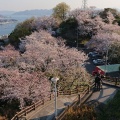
left=0, top=0, right=120, bottom=120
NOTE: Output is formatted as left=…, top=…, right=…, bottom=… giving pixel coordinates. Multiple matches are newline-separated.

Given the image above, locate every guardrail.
left=58, top=84, right=89, bottom=95
left=11, top=83, right=94, bottom=120
left=11, top=94, right=54, bottom=120
left=56, top=83, right=94, bottom=120
left=103, top=76, right=120, bottom=86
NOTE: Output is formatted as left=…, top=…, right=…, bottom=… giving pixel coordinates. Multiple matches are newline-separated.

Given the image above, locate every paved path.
left=26, top=95, right=77, bottom=120
left=87, top=85, right=118, bottom=104
left=25, top=85, right=118, bottom=120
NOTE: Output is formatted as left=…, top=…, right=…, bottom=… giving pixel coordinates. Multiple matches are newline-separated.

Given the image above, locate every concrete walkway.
left=25, top=85, right=118, bottom=120
left=26, top=94, right=78, bottom=120
left=87, top=85, right=118, bottom=104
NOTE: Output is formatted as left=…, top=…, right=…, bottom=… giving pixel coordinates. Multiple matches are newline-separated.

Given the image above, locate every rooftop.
left=97, top=64, right=120, bottom=73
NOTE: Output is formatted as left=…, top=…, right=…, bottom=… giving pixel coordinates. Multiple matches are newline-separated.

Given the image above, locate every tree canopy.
left=8, top=18, right=35, bottom=48
left=52, top=2, right=70, bottom=22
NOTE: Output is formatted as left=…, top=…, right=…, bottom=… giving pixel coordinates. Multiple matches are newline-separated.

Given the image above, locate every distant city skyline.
left=0, top=0, right=120, bottom=11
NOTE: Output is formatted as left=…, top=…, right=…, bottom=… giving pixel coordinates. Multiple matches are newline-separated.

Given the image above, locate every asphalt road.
left=84, top=58, right=96, bottom=74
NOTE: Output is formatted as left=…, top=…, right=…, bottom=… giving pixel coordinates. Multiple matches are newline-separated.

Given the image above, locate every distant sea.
left=0, top=15, right=37, bottom=36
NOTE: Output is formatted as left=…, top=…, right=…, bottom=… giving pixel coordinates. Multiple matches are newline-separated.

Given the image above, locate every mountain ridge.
left=13, top=9, right=53, bottom=16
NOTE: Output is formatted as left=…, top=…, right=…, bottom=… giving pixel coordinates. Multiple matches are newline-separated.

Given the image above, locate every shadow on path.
left=87, top=85, right=118, bottom=104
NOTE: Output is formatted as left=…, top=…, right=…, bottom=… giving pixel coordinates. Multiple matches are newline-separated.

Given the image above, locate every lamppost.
left=51, top=77, right=59, bottom=118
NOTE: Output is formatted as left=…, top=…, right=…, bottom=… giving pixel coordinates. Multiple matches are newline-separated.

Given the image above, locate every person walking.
left=95, top=74, right=102, bottom=91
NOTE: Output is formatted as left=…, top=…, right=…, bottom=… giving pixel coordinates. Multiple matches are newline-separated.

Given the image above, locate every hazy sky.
left=0, top=0, right=120, bottom=11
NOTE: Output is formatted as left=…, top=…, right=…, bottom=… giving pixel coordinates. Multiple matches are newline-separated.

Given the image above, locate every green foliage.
left=59, top=17, right=78, bottom=47
left=116, top=18, right=120, bottom=26
left=97, top=90, right=120, bottom=120
left=100, top=8, right=119, bottom=19
left=100, top=8, right=120, bottom=24
left=64, top=91, right=120, bottom=120
left=52, top=2, right=70, bottom=22
left=60, top=17, right=78, bottom=32
left=80, top=39, right=89, bottom=45
left=64, top=105, right=97, bottom=120
left=0, top=98, right=20, bottom=119
left=8, top=17, right=35, bottom=48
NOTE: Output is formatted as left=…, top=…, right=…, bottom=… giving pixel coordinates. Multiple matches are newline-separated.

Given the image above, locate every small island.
left=0, top=15, right=17, bottom=25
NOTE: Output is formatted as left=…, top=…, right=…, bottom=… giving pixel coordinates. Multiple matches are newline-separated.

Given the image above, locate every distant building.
left=93, top=64, right=120, bottom=77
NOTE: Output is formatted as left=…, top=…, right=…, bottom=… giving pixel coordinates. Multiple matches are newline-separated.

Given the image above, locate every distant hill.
left=13, top=9, right=53, bottom=16
left=0, top=11, right=15, bottom=16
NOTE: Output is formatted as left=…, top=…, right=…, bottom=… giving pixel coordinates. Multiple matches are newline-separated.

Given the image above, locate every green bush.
left=0, top=98, right=20, bottom=119
left=8, top=18, right=35, bottom=48
left=97, top=90, right=120, bottom=120
left=64, top=105, right=97, bottom=120
left=59, top=18, right=78, bottom=47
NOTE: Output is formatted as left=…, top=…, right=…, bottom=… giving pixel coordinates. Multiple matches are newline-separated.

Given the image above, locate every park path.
left=25, top=84, right=118, bottom=120
left=87, top=85, right=118, bottom=104
left=26, top=94, right=77, bottom=120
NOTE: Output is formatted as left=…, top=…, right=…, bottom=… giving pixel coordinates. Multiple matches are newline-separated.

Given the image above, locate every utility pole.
left=81, top=0, right=88, bottom=10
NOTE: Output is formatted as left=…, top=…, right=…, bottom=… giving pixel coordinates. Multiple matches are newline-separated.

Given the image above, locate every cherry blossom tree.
left=68, top=9, right=102, bottom=37
left=0, top=29, right=90, bottom=111
left=31, top=16, right=59, bottom=32
left=106, top=11, right=115, bottom=24
left=23, top=30, right=88, bottom=73
left=23, top=30, right=91, bottom=92
left=86, top=32, right=120, bottom=51
left=0, top=68, right=51, bottom=109
left=85, top=10, right=120, bottom=52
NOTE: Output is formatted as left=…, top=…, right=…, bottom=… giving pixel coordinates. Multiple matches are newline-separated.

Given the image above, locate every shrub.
left=64, top=105, right=97, bottom=120
left=8, top=18, right=35, bottom=48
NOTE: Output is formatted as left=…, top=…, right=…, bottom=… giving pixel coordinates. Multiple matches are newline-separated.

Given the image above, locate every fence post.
left=78, top=94, right=81, bottom=106
left=33, top=103, right=35, bottom=110
left=115, top=77, right=118, bottom=85
left=88, top=85, right=90, bottom=93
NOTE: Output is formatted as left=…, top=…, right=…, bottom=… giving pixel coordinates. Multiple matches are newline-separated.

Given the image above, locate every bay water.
left=0, top=15, right=37, bottom=36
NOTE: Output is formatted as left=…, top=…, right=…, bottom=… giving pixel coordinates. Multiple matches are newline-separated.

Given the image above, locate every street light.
left=51, top=77, right=59, bottom=118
